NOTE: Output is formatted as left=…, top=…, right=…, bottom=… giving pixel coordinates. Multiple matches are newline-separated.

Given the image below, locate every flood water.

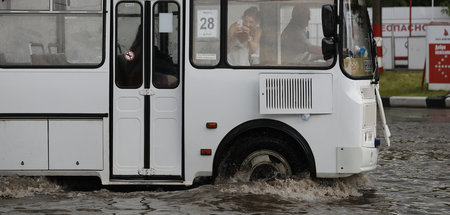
left=1, top=108, right=449, bottom=214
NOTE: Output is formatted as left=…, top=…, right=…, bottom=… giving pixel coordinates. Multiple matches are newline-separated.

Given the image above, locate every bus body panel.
left=184, top=62, right=377, bottom=181
left=0, top=69, right=109, bottom=114
left=0, top=0, right=381, bottom=185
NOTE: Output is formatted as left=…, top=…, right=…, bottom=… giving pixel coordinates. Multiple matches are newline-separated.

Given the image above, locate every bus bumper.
left=336, top=147, right=378, bottom=174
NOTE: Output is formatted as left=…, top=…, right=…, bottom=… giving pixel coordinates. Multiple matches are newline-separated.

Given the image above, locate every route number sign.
left=197, top=10, right=218, bottom=39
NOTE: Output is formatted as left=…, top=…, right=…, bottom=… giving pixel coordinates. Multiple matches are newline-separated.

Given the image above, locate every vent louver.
left=259, top=74, right=333, bottom=114
left=265, top=78, right=313, bottom=110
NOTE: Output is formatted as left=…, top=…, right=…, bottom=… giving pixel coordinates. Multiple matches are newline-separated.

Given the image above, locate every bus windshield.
left=341, top=0, right=374, bottom=78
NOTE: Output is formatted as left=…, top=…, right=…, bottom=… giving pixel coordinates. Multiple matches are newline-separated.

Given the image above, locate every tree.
left=441, top=0, right=450, bottom=16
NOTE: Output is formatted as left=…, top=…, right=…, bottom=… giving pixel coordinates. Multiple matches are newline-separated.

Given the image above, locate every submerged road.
left=0, top=108, right=449, bottom=214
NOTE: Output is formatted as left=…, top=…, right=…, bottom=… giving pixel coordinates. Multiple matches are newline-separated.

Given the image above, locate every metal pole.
left=391, top=24, right=395, bottom=69
left=410, top=0, right=412, bottom=37
left=373, top=0, right=383, bottom=74
left=432, top=0, right=435, bottom=22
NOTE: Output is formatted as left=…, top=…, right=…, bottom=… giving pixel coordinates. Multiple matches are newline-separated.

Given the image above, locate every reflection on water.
left=0, top=174, right=372, bottom=214
left=0, top=108, right=449, bottom=214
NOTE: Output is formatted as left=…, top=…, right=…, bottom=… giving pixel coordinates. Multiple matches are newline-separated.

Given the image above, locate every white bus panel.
left=0, top=120, right=48, bottom=170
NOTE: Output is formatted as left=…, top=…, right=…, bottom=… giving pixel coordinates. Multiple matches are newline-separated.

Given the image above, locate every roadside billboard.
left=426, top=24, right=450, bottom=90
left=369, top=7, right=450, bottom=70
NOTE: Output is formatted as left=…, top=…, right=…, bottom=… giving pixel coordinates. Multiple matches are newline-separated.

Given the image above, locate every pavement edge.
left=381, top=95, right=450, bottom=108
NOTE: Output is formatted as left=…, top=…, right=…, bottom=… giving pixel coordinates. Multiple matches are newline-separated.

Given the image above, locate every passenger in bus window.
left=116, top=25, right=143, bottom=87
left=281, top=5, right=322, bottom=65
left=153, top=45, right=178, bottom=88
left=227, top=7, right=261, bottom=66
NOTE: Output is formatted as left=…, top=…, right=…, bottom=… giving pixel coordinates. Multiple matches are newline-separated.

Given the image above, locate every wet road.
left=0, top=108, right=449, bottom=214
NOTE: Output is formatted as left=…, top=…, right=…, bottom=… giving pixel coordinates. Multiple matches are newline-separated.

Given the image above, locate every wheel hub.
left=240, top=150, right=292, bottom=181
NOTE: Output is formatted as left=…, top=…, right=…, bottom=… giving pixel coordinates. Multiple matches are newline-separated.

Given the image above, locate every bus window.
left=226, top=0, right=334, bottom=67
left=0, top=0, right=50, bottom=11
left=192, top=0, right=220, bottom=67
left=153, top=2, right=179, bottom=89
left=0, top=0, right=103, bottom=67
left=341, top=0, right=374, bottom=78
left=115, top=2, right=142, bottom=89
left=54, top=0, right=102, bottom=11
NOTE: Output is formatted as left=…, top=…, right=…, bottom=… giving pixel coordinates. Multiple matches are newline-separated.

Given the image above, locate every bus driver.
left=281, top=5, right=322, bottom=65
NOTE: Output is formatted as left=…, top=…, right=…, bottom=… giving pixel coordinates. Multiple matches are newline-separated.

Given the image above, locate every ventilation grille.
left=264, top=78, right=313, bottom=110
left=259, top=74, right=333, bottom=115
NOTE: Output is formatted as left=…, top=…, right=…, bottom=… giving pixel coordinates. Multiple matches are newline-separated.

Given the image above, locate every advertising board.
left=426, top=24, right=450, bottom=90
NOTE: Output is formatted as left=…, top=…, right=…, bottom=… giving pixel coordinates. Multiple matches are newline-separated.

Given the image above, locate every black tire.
left=217, top=132, right=302, bottom=181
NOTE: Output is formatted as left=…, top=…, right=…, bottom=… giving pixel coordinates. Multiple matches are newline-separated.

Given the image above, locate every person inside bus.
left=153, top=45, right=178, bottom=88
left=281, top=5, right=322, bottom=65
left=116, top=25, right=143, bottom=87
left=227, top=7, right=261, bottom=66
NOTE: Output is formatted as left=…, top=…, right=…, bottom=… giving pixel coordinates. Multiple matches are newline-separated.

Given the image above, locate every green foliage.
left=379, top=71, right=450, bottom=97
left=441, top=0, right=450, bottom=16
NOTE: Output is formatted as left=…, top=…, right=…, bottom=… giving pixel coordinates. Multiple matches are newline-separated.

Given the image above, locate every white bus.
left=0, top=0, right=390, bottom=185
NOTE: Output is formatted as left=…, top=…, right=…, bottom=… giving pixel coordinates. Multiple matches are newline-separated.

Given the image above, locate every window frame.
left=0, top=0, right=106, bottom=69
left=189, top=0, right=337, bottom=70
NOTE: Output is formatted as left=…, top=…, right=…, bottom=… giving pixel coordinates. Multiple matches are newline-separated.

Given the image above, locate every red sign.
left=124, top=51, right=135, bottom=62
left=429, top=44, right=450, bottom=83
left=382, top=24, right=426, bottom=33
left=382, top=24, right=427, bottom=37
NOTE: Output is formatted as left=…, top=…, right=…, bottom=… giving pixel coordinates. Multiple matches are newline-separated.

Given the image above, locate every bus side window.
left=53, top=0, right=102, bottom=11
left=223, top=1, right=332, bottom=68
left=0, top=1, right=103, bottom=67
left=192, top=0, right=221, bottom=67
left=153, top=2, right=179, bottom=89
left=115, top=3, right=143, bottom=89
left=0, top=0, right=50, bottom=10
left=0, top=53, right=5, bottom=65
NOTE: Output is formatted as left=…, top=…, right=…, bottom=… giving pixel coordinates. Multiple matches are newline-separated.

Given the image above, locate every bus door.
left=112, top=0, right=182, bottom=178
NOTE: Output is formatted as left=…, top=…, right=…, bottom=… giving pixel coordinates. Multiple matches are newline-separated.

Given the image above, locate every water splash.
left=0, top=176, right=60, bottom=199
left=217, top=173, right=372, bottom=201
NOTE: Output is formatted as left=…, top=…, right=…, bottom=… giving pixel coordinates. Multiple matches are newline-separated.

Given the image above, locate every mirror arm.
left=370, top=32, right=380, bottom=84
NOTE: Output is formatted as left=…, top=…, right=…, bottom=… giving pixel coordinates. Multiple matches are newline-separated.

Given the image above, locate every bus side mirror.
left=322, top=37, right=336, bottom=60
left=321, top=4, right=337, bottom=60
left=322, top=4, right=336, bottom=37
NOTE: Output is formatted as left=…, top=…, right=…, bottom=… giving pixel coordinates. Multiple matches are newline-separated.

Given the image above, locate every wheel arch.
left=212, top=119, right=316, bottom=178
